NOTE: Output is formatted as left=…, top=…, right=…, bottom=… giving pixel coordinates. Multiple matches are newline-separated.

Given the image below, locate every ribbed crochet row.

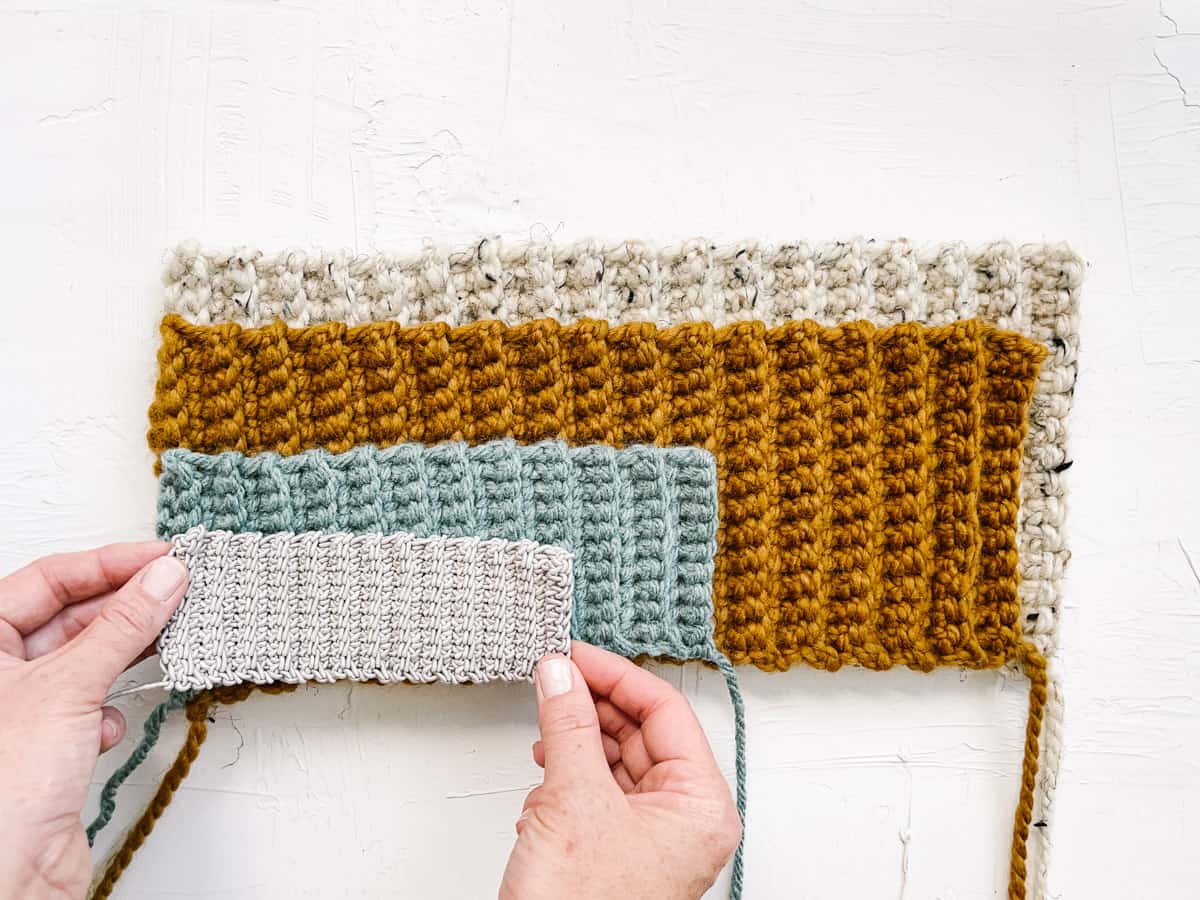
left=160, top=527, right=574, bottom=691
left=163, top=238, right=1075, bottom=333
left=162, top=238, right=1080, bottom=662
left=158, top=441, right=720, bottom=662
left=148, top=315, right=1046, bottom=672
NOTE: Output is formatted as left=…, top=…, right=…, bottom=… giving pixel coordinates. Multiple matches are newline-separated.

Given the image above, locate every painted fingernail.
left=537, top=656, right=572, bottom=698
left=141, top=556, right=186, bottom=602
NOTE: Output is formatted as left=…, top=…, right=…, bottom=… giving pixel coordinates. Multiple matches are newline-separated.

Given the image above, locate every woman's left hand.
left=0, top=542, right=188, bottom=900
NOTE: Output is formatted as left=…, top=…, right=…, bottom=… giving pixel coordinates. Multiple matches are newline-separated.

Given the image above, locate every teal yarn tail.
left=86, top=690, right=192, bottom=846
left=712, top=652, right=746, bottom=900
left=601, top=638, right=747, bottom=900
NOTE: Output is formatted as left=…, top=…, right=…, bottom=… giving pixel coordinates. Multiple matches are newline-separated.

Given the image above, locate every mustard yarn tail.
left=89, top=684, right=294, bottom=900
left=1009, top=644, right=1048, bottom=900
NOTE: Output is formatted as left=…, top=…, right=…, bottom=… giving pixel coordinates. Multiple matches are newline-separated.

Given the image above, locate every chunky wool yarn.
left=149, top=314, right=1046, bottom=675
left=162, top=238, right=1081, bottom=663
left=90, top=683, right=298, bottom=900
left=160, top=527, right=574, bottom=690
left=85, top=691, right=192, bottom=846
left=158, top=441, right=721, bottom=664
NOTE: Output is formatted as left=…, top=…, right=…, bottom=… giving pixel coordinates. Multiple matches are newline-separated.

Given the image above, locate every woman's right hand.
left=499, top=641, right=741, bottom=900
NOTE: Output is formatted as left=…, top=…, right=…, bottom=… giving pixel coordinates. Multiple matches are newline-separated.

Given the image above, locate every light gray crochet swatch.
left=159, top=527, right=573, bottom=691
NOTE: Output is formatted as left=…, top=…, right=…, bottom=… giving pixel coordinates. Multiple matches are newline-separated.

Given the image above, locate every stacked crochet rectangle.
left=161, top=527, right=575, bottom=690
left=158, top=441, right=721, bottom=663
left=164, top=238, right=1081, bottom=664
left=149, top=315, right=1046, bottom=674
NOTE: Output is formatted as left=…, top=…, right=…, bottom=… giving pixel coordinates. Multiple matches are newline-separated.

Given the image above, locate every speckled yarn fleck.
left=160, top=527, right=573, bottom=690
left=149, top=315, right=1045, bottom=675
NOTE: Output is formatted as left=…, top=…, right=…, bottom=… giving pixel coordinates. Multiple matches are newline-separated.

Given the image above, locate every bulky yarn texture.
left=160, top=526, right=574, bottom=690
left=148, top=314, right=1046, bottom=675
left=158, top=441, right=721, bottom=664
left=163, top=237, right=1081, bottom=662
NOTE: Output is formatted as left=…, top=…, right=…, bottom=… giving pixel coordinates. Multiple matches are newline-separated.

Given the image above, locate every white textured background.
left=1, top=0, right=1196, bottom=897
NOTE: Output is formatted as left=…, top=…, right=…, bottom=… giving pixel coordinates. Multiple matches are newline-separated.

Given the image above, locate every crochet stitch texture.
left=160, top=527, right=574, bottom=691
left=147, top=237, right=1078, bottom=900
left=158, top=441, right=721, bottom=663
left=148, top=314, right=1047, bottom=673
left=163, top=237, right=1082, bottom=661
left=97, top=442, right=747, bottom=898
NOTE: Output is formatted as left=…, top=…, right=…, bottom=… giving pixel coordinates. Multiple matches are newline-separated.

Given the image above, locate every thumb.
left=534, top=654, right=611, bottom=788
left=58, top=554, right=188, bottom=700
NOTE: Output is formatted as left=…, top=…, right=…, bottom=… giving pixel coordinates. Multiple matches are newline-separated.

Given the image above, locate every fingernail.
left=537, top=656, right=572, bottom=698
left=101, top=717, right=118, bottom=744
left=141, top=556, right=186, bottom=602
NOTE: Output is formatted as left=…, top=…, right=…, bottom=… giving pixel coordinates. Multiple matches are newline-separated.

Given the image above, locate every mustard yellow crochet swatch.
left=148, top=315, right=1046, bottom=674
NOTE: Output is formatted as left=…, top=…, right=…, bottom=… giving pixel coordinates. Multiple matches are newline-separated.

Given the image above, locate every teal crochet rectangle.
left=157, top=440, right=719, bottom=663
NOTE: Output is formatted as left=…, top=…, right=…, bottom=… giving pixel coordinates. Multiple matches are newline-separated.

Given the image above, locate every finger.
left=534, top=654, right=612, bottom=790
left=571, top=641, right=719, bottom=769
left=99, top=706, right=127, bottom=753
left=536, top=732, right=622, bottom=768
left=23, top=595, right=164, bottom=665
left=610, top=761, right=637, bottom=794
left=516, top=785, right=544, bottom=834
left=21, top=594, right=105, bottom=659
left=596, top=699, right=654, bottom=783
left=0, top=542, right=168, bottom=635
left=521, top=785, right=544, bottom=814
left=595, top=698, right=638, bottom=742
left=601, top=732, right=622, bottom=766
left=0, top=620, right=22, bottom=659
left=53, top=555, right=188, bottom=701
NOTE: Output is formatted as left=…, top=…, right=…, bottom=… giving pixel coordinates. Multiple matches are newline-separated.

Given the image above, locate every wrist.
left=0, top=856, right=46, bottom=900
left=0, top=826, right=85, bottom=900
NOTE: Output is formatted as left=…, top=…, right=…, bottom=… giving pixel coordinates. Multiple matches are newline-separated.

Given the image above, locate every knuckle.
left=540, top=704, right=597, bottom=739
left=689, top=797, right=742, bottom=863
left=705, top=809, right=743, bottom=862
left=99, top=593, right=155, bottom=640
left=522, top=799, right=577, bottom=841
left=521, top=786, right=543, bottom=812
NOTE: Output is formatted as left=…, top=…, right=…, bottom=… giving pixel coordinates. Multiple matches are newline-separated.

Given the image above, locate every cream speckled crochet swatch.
left=161, top=527, right=573, bottom=691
